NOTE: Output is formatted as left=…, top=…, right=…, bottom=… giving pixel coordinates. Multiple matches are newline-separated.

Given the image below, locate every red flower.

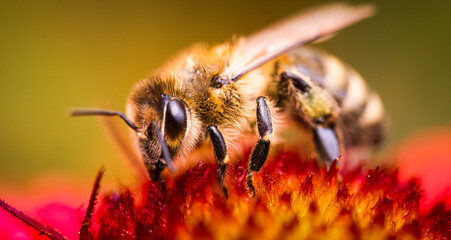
left=395, top=127, right=451, bottom=209
left=1, top=128, right=451, bottom=239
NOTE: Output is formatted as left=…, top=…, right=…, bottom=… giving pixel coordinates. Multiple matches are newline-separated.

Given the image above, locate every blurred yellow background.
left=0, top=0, right=450, bottom=187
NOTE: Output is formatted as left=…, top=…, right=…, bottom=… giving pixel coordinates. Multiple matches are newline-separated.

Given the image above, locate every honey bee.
left=72, top=3, right=385, bottom=198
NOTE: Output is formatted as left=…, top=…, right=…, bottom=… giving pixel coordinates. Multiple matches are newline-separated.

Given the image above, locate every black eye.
left=165, top=98, right=187, bottom=140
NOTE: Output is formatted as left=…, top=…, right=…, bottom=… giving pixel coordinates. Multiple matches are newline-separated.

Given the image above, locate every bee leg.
left=312, top=126, right=340, bottom=168
left=207, top=125, right=229, bottom=199
left=279, top=71, right=341, bottom=168
left=247, top=97, right=273, bottom=197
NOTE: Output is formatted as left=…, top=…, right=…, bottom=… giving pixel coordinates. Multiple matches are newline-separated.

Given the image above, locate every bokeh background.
left=0, top=0, right=450, bottom=189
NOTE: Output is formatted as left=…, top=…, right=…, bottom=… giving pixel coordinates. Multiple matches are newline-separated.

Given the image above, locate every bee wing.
left=220, top=3, right=375, bottom=81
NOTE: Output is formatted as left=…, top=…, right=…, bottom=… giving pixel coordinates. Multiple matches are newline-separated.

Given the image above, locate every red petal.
left=395, top=127, right=451, bottom=209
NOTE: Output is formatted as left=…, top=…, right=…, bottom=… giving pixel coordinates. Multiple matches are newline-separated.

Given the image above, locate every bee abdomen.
left=330, top=64, right=385, bottom=130
left=294, top=47, right=385, bottom=124
left=324, top=57, right=386, bottom=147
left=290, top=47, right=386, bottom=147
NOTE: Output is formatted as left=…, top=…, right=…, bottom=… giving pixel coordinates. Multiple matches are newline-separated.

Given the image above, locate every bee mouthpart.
left=152, top=121, right=175, bottom=173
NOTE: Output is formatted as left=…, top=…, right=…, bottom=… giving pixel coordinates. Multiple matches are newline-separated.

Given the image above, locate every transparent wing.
left=220, top=3, right=375, bottom=81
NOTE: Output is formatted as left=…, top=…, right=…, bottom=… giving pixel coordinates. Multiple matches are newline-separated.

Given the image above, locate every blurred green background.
left=0, top=0, right=450, bottom=186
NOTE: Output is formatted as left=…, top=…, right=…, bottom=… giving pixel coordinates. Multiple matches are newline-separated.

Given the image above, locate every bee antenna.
left=71, top=108, right=139, bottom=132
left=152, top=120, right=175, bottom=172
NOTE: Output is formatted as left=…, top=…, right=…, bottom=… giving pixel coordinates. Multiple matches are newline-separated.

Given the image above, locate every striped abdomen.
left=279, top=47, right=386, bottom=148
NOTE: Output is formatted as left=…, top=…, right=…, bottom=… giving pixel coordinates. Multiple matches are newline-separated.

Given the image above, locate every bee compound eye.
left=165, top=98, right=187, bottom=140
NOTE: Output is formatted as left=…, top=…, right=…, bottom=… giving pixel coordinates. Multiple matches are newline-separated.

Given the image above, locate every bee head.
left=136, top=94, right=189, bottom=164
left=71, top=76, right=199, bottom=177
left=124, top=77, right=204, bottom=175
